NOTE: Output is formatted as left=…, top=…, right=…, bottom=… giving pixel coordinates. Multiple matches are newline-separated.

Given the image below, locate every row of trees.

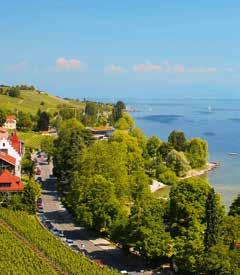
left=0, top=86, right=21, bottom=98
left=0, top=108, right=50, bottom=132
left=52, top=111, right=240, bottom=274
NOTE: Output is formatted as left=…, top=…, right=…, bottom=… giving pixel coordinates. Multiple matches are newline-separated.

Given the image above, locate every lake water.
left=127, top=98, right=240, bottom=206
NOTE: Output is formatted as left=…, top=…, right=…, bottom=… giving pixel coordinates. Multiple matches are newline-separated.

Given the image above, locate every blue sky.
left=1, top=1, right=240, bottom=99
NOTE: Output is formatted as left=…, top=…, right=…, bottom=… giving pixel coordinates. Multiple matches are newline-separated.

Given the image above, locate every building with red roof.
left=4, top=115, right=16, bottom=130
left=0, top=152, right=16, bottom=176
left=0, top=132, right=24, bottom=177
left=0, top=151, right=16, bottom=166
left=0, top=169, right=24, bottom=192
left=9, top=132, right=22, bottom=155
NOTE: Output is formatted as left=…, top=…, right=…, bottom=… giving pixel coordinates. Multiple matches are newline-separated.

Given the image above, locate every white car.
left=66, top=239, right=74, bottom=246
left=59, top=231, right=65, bottom=238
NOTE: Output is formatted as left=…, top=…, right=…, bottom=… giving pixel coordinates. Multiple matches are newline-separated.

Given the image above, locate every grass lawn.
left=18, top=132, right=47, bottom=149
left=153, top=185, right=171, bottom=199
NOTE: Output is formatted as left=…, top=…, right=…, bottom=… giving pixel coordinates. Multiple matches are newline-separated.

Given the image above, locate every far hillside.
left=0, top=85, right=85, bottom=114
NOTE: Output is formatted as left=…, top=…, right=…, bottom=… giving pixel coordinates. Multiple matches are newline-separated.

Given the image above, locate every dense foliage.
left=51, top=106, right=240, bottom=274
left=229, top=193, right=240, bottom=216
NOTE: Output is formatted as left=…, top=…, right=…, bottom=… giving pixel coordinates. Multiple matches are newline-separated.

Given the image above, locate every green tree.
left=73, top=175, right=126, bottom=235
left=22, top=180, right=40, bottom=214
left=59, top=106, right=76, bottom=120
left=115, top=113, right=135, bottom=130
left=21, top=150, right=35, bottom=178
left=129, top=127, right=147, bottom=152
left=204, top=188, right=222, bottom=251
left=37, top=111, right=50, bottom=131
left=157, top=142, right=173, bottom=160
left=146, top=135, right=162, bottom=158
left=112, top=130, right=144, bottom=173
left=229, top=194, right=240, bottom=216
left=7, top=87, right=21, bottom=98
left=168, top=130, right=186, bottom=151
left=40, top=136, right=56, bottom=159
left=0, top=109, right=6, bottom=125
left=166, top=149, right=190, bottom=177
left=112, top=101, right=126, bottom=122
left=127, top=197, right=173, bottom=261
left=85, top=102, right=98, bottom=117
left=17, top=111, right=34, bottom=131
left=157, top=169, right=178, bottom=185
left=204, top=243, right=240, bottom=275
left=186, top=138, right=208, bottom=168
left=53, top=119, right=91, bottom=194
left=169, top=178, right=211, bottom=273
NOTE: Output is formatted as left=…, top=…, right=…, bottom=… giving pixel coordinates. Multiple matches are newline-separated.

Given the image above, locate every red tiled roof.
left=9, top=132, right=21, bottom=155
left=0, top=152, right=16, bottom=166
left=236, top=243, right=240, bottom=249
left=0, top=170, right=24, bottom=192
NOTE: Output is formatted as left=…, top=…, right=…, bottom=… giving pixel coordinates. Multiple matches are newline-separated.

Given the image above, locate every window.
left=0, top=183, right=11, bottom=187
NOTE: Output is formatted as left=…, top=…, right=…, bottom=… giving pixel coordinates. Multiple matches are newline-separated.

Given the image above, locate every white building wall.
left=0, top=138, right=21, bottom=177
left=3, top=121, right=16, bottom=130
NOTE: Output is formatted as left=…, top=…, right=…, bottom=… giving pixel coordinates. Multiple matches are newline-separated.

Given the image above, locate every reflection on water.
left=203, top=132, right=216, bottom=137
left=229, top=118, right=240, bottom=123
left=139, top=114, right=183, bottom=124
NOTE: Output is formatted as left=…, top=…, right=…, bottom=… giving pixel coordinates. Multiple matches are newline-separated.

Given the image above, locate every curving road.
left=39, top=163, right=150, bottom=274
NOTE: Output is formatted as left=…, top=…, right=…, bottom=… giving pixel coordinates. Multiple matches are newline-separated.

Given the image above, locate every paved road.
left=39, top=163, right=150, bottom=273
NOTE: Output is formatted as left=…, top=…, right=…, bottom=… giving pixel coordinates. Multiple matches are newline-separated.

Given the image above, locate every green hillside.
left=0, top=89, right=85, bottom=114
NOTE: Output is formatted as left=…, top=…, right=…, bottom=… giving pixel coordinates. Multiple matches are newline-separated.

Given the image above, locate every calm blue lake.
left=127, top=98, right=240, bottom=206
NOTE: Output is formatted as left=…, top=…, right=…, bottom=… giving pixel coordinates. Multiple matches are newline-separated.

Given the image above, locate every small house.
left=87, top=126, right=115, bottom=140
left=4, top=115, right=17, bottom=130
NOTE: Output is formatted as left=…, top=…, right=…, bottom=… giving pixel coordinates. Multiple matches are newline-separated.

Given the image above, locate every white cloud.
left=104, top=64, right=127, bottom=73
left=133, top=62, right=218, bottom=74
left=56, top=57, right=85, bottom=71
left=133, top=63, right=163, bottom=73
left=187, top=67, right=217, bottom=73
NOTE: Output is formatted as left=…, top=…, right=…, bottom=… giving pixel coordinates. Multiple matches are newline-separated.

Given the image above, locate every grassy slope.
left=0, top=222, right=58, bottom=274
left=0, top=89, right=85, bottom=114
left=0, top=209, right=118, bottom=274
left=18, top=131, right=47, bottom=149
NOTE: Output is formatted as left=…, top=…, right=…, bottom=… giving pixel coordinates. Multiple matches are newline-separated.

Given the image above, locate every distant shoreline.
left=182, top=161, right=220, bottom=179
left=151, top=162, right=220, bottom=193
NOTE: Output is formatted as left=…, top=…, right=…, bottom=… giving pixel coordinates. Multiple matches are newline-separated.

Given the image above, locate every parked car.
left=36, top=177, right=42, bottom=183
left=44, top=221, right=53, bottom=229
left=59, top=231, right=65, bottom=238
left=37, top=197, right=42, bottom=203
left=71, top=244, right=81, bottom=252
left=66, top=239, right=74, bottom=246
left=51, top=228, right=60, bottom=236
